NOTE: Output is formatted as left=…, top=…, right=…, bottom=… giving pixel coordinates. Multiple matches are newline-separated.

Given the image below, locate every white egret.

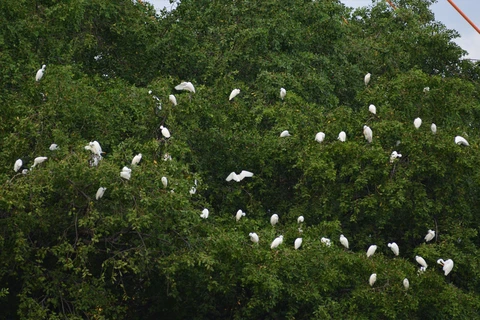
left=340, top=234, right=349, bottom=249
left=297, top=216, right=304, bottom=224
left=36, top=65, right=46, bottom=81
left=163, top=153, right=172, bottom=161
left=368, top=104, right=376, bottom=115
left=423, top=87, right=430, bottom=93
left=364, top=73, right=371, bottom=86
left=236, top=209, right=246, bottom=221
left=315, top=132, right=325, bottom=143
left=226, top=170, right=254, bottom=182
left=369, top=273, right=377, bottom=286
left=175, top=81, right=195, bottom=93
left=437, top=259, right=454, bottom=276
left=321, top=237, right=332, bottom=247
left=229, top=88, right=240, bottom=101
left=189, top=179, right=198, bottom=195
left=31, top=157, right=48, bottom=168
left=96, top=187, right=106, bottom=200
left=85, top=141, right=103, bottom=158
left=294, top=238, right=303, bottom=250
left=366, top=245, right=377, bottom=258
left=363, top=125, right=373, bottom=143
left=415, top=255, right=428, bottom=269
left=14, top=159, right=22, bottom=172
left=249, top=232, right=259, bottom=243
left=132, top=153, right=142, bottom=165
left=120, top=166, right=131, bottom=180
left=424, top=229, right=435, bottom=242
left=388, top=242, right=399, bottom=256
left=455, top=136, right=469, bottom=146
left=22, top=169, right=28, bottom=175
left=49, top=144, right=59, bottom=151
left=270, top=214, right=279, bottom=226
left=161, top=176, right=168, bottom=188
left=280, top=88, right=286, bottom=100
left=280, top=130, right=291, bottom=138
left=338, top=131, right=346, bottom=142
left=390, top=151, right=402, bottom=163
left=414, top=117, right=422, bottom=129
left=270, top=235, right=283, bottom=249
left=169, top=94, right=177, bottom=106
left=200, top=208, right=209, bottom=219
left=160, top=125, right=171, bottom=139
left=403, top=278, right=409, bottom=290
left=431, top=123, right=437, bottom=134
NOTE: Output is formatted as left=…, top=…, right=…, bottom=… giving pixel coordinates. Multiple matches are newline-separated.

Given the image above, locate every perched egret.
left=96, top=187, right=106, bottom=200
left=455, top=136, right=469, bottom=146
left=431, top=123, right=437, bottom=134
left=390, top=151, right=402, bottom=163
left=425, top=229, right=435, bottom=242
left=415, top=255, right=428, bottom=269
left=414, top=117, right=422, bottom=129
left=403, top=278, right=410, bottom=290
left=189, top=179, right=198, bottom=195
left=49, top=144, right=59, bottom=151
left=249, top=232, right=259, bottom=244
left=85, top=141, right=103, bottom=158
left=31, top=157, right=48, bottom=168
left=229, top=88, right=240, bottom=101
left=315, top=132, right=325, bottom=143
left=160, top=125, right=171, bottom=139
left=363, top=125, right=373, bottom=143
left=200, top=208, right=209, bottom=219
left=236, top=209, right=246, bottom=221
left=132, top=153, right=142, bottom=165
left=270, top=235, right=283, bottom=249
left=369, top=273, right=377, bottom=287
left=14, top=159, right=23, bottom=172
left=321, top=237, right=332, bottom=247
left=364, top=73, right=371, bottom=86
left=294, top=238, right=303, bottom=250
left=368, top=104, right=376, bottom=115
left=388, top=242, right=399, bottom=256
left=338, top=131, right=346, bottom=142
left=437, top=259, right=454, bottom=276
left=340, top=234, right=349, bottom=249
left=36, top=65, right=46, bottom=81
left=169, top=94, right=177, bottom=106
left=175, top=81, right=195, bottom=93
left=366, top=245, right=377, bottom=258
left=297, top=216, right=304, bottom=224
left=423, top=87, right=430, bottom=93
left=163, top=153, right=172, bottom=161
left=120, top=167, right=132, bottom=180
left=161, top=176, right=168, bottom=188
left=226, top=170, right=254, bottom=182
left=280, top=130, right=291, bottom=138
left=270, top=214, right=279, bottom=227
left=280, top=87, right=286, bottom=100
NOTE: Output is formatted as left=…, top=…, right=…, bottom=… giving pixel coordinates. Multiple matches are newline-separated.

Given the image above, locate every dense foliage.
left=1, top=0, right=480, bottom=318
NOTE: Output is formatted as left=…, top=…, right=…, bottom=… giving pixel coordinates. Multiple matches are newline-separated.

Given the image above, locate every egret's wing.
left=239, top=170, right=254, bottom=178
left=226, top=172, right=236, bottom=181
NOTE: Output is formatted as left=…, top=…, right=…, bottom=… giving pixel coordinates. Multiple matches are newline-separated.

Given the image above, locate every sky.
left=147, top=0, right=479, bottom=59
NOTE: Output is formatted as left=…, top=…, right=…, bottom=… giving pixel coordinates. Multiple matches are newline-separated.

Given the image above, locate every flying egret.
left=169, top=94, right=177, bottom=106
left=280, top=130, right=291, bottom=138
left=414, top=117, right=422, bottom=129
left=431, top=123, right=437, bottom=134
left=321, top=237, right=332, bottom=247
left=49, top=144, right=59, bottom=151
left=280, top=88, right=286, bottom=100
left=366, top=245, right=377, bottom=258
left=363, top=125, right=373, bottom=143
left=229, top=88, right=240, bottom=101
left=364, top=73, right=371, bottom=86
left=455, top=136, right=469, bottom=146
left=388, top=242, right=399, bottom=256
left=160, top=125, right=171, bottom=139
left=270, top=235, right=283, bottom=249
left=236, top=209, right=246, bottom=221
left=369, top=273, right=377, bottom=286
left=270, top=214, right=279, bottom=226
left=161, top=176, right=168, bottom=188
left=297, top=216, right=304, bottom=223
left=403, top=278, right=409, bottom=290
left=340, top=234, right=349, bottom=249
left=132, top=153, right=142, bottom=165
left=390, top=151, right=402, bottom=163
left=424, top=229, right=435, bottom=242
left=96, top=187, right=106, bottom=200
left=415, top=255, right=428, bottom=269
left=368, top=104, right=376, bottom=115
left=200, top=208, right=209, bottom=219
left=315, top=132, right=325, bottom=143
left=120, top=167, right=132, bottom=180
left=338, top=131, right=346, bottom=142
left=36, top=65, right=46, bottom=81
left=14, top=159, right=22, bottom=172
left=31, top=157, right=48, bottom=168
left=249, top=232, right=259, bottom=243
left=437, top=259, right=454, bottom=276
left=175, top=81, right=195, bottom=93
left=226, top=170, right=254, bottom=182
left=294, top=238, right=303, bottom=250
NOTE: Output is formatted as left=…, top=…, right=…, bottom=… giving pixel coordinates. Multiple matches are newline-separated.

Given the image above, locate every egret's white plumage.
left=294, top=238, right=303, bottom=250
left=249, top=232, right=259, bottom=243
left=415, top=255, right=428, bottom=269
left=280, top=130, right=291, bottom=137
left=190, top=179, right=197, bottom=195
left=96, top=187, right=106, bottom=200
left=431, top=123, right=437, bottom=134
left=169, top=94, right=177, bottom=106
left=338, top=131, right=346, bottom=142
left=366, top=245, right=377, bottom=258
left=236, top=209, right=246, bottom=221
left=425, top=229, right=435, bottom=242
left=390, top=151, right=402, bottom=163
left=36, top=65, right=46, bottom=81
left=31, top=157, right=48, bottom=168
left=388, top=242, right=399, bottom=256
left=49, top=144, right=59, bottom=151
left=120, top=167, right=132, bottom=180
left=321, top=237, right=332, bottom=247
left=297, top=216, right=304, bottom=224
left=85, top=141, right=103, bottom=158
left=270, top=235, right=283, bottom=249
left=160, top=125, right=171, bottom=139
left=403, top=278, right=409, bottom=290
left=226, top=170, right=254, bottom=182
left=340, top=234, right=349, bottom=249
left=455, top=136, right=469, bottom=146
left=22, top=169, right=28, bottom=175
left=229, top=88, right=240, bottom=101
left=414, top=117, right=422, bottom=129
left=200, top=208, right=209, bottom=219
left=363, top=125, right=373, bottom=143
left=175, top=81, right=195, bottom=93
left=14, top=159, right=22, bottom=172
left=368, top=104, right=376, bottom=115
left=423, top=87, right=430, bottom=93
left=270, top=214, right=279, bottom=227
left=280, top=88, right=286, bottom=100
left=369, top=273, right=377, bottom=286
left=315, top=132, right=325, bottom=143
left=132, top=153, right=142, bottom=165
left=437, top=259, right=454, bottom=276
left=364, top=73, right=371, bottom=86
